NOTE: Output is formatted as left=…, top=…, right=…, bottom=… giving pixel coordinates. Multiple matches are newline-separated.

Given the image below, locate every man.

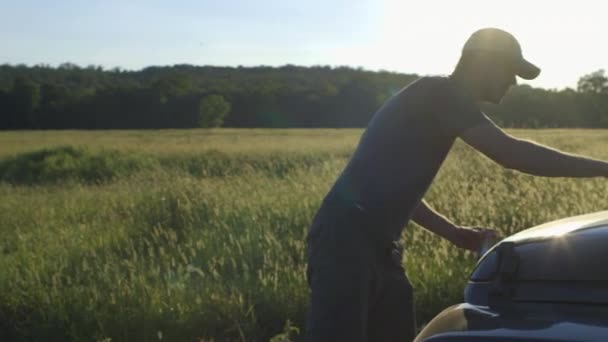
left=304, top=27, right=608, bottom=342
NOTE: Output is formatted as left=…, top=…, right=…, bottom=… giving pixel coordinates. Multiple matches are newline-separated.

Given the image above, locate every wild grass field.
left=1, top=128, right=608, bottom=341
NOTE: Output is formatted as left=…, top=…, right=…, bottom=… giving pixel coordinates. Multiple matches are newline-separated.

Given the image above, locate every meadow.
left=1, top=128, right=608, bottom=341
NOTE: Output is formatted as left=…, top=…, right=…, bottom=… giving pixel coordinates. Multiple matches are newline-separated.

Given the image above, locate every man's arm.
left=461, top=120, right=608, bottom=177
left=412, top=199, right=494, bottom=252
left=411, top=199, right=456, bottom=239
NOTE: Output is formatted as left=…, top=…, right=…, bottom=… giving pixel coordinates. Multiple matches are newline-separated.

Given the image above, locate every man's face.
left=480, top=57, right=518, bottom=104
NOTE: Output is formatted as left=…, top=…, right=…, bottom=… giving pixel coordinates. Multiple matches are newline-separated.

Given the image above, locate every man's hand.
left=446, top=226, right=497, bottom=252
left=411, top=200, right=499, bottom=252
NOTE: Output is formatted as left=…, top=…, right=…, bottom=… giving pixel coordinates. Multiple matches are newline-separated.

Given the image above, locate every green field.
left=1, top=129, right=608, bottom=341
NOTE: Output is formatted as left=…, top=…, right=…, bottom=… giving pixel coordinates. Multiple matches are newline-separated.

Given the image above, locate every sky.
left=1, top=0, right=607, bottom=90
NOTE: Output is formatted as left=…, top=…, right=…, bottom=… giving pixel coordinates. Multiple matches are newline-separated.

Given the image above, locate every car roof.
left=502, top=210, right=608, bottom=243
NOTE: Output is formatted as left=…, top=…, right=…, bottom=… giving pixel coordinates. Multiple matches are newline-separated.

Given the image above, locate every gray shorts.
left=304, top=202, right=416, bottom=342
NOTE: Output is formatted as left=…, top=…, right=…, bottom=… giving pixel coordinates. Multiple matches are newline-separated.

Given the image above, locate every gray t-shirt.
left=323, top=76, right=491, bottom=242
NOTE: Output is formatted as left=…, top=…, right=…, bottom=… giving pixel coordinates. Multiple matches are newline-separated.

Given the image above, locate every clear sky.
left=1, top=0, right=606, bottom=90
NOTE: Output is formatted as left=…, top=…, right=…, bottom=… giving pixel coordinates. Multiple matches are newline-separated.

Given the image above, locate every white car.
left=415, top=211, right=608, bottom=342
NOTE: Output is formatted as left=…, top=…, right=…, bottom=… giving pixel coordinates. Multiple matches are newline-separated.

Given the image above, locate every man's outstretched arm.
left=461, top=120, right=608, bottom=177
left=411, top=199, right=494, bottom=252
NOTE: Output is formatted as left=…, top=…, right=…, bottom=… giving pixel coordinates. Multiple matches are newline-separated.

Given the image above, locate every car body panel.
left=415, top=303, right=608, bottom=342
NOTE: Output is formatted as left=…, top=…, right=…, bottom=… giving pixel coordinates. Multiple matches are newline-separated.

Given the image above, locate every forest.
left=1, top=63, right=608, bottom=129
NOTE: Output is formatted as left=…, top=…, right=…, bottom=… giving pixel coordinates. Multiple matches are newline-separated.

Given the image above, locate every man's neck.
left=448, top=70, right=482, bottom=103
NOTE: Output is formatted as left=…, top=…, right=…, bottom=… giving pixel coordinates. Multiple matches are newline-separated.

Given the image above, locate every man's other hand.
left=447, top=226, right=498, bottom=252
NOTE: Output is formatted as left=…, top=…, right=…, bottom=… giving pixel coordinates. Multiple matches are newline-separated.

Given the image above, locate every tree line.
left=1, top=63, right=608, bottom=129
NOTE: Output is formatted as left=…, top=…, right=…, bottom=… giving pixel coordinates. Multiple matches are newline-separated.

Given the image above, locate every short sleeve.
left=432, top=79, right=491, bottom=137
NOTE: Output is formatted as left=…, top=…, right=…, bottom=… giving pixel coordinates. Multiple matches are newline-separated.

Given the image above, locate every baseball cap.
left=462, top=28, right=541, bottom=80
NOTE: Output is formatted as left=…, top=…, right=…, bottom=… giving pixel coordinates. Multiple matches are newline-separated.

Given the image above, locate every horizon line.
left=0, top=61, right=581, bottom=91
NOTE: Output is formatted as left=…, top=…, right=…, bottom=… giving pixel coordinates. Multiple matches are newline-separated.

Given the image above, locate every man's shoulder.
left=399, top=76, right=451, bottom=97
left=418, top=76, right=477, bottom=108
left=418, top=75, right=450, bottom=87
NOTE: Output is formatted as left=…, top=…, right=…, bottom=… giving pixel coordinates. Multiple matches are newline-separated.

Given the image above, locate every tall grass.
left=1, top=129, right=607, bottom=341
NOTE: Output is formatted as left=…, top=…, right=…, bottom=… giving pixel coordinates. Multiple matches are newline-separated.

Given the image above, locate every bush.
left=0, top=146, right=158, bottom=184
